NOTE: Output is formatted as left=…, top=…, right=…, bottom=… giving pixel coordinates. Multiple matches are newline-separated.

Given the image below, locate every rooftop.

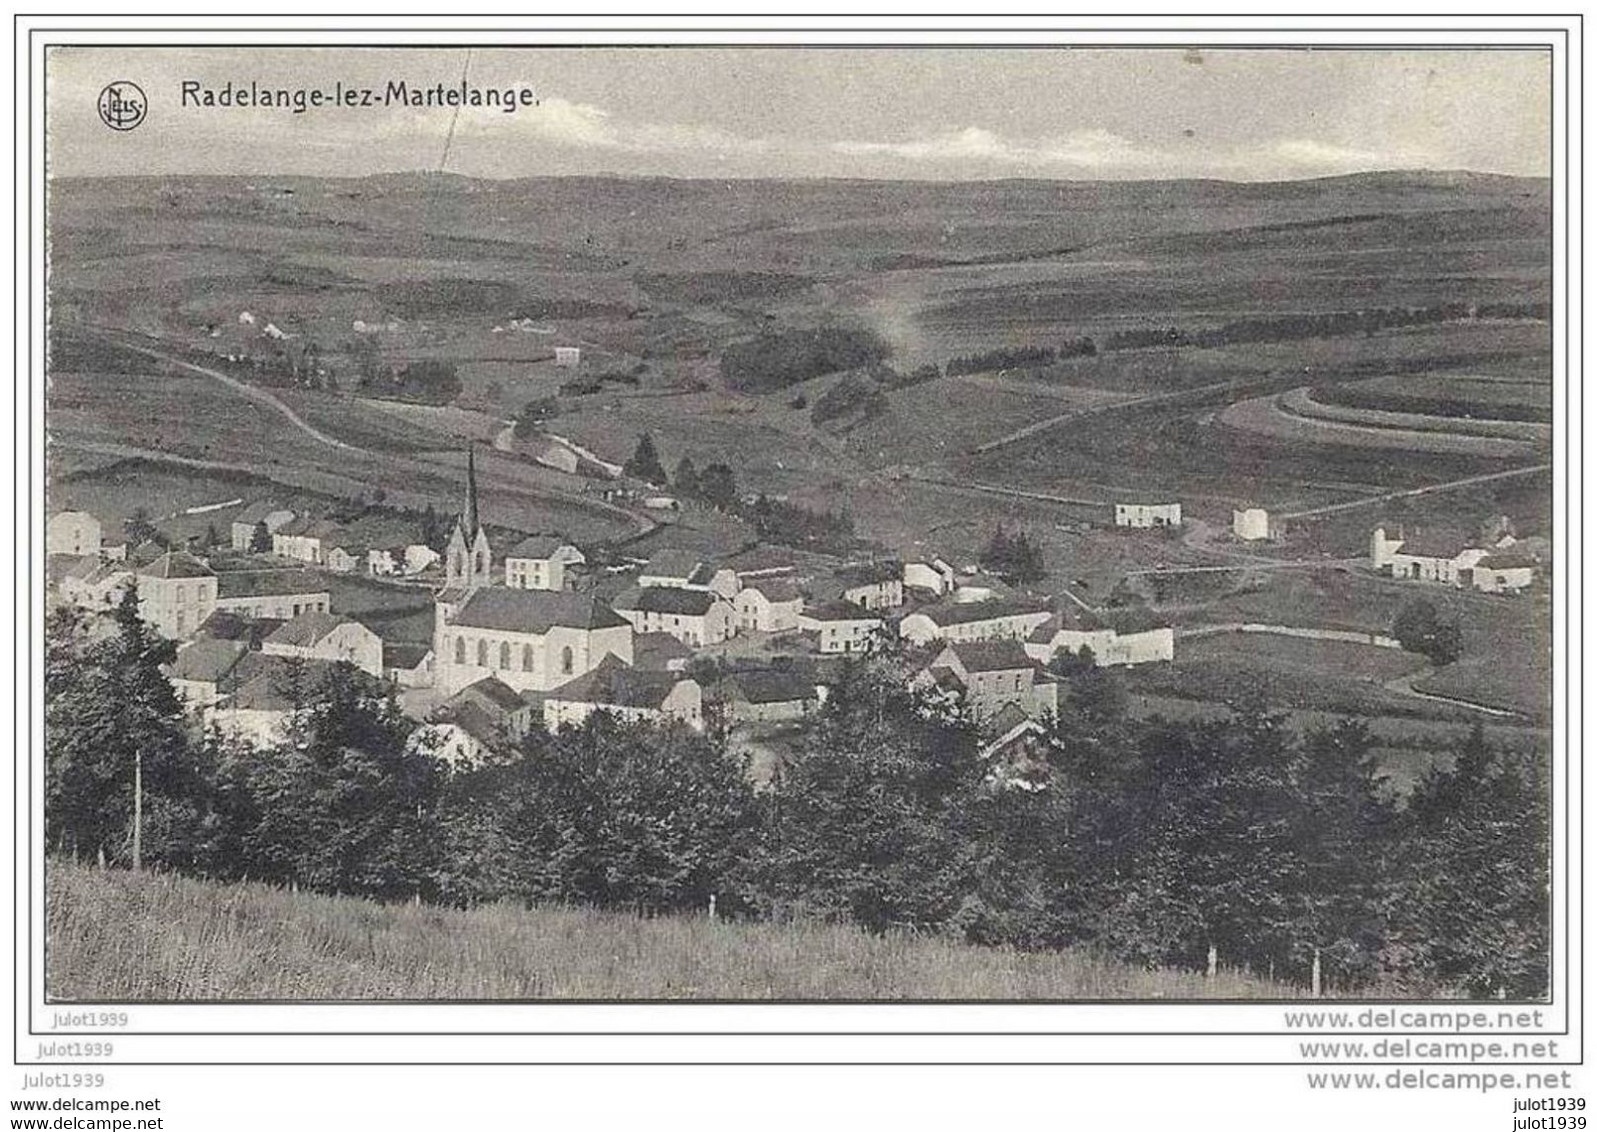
left=264, top=610, right=355, bottom=649
left=805, top=600, right=885, bottom=624
left=639, top=549, right=703, bottom=579
left=136, top=550, right=215, bottom=580
left=166, top=639, right=249, bottom=683
left=505, top=534, right=571, bottom=560
left=915, top=597, right=1052, bottom=627
left=943, top=639, right=1036, bottom=673
left=618, top=587, right=719, bottom=617
left=545, top=655, right=687, bottom=711
left=722, top=669, right=816, bottom=705
left=450, top=587, right=629, bottom=634
left=216, top=569, right=330, bottom=600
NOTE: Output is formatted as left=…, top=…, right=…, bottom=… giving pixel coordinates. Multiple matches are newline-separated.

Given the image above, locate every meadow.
left=47, top=862, right=1298, bottom=1002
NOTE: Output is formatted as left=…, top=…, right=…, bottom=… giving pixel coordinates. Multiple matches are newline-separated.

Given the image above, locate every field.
left=47, top=862, right=1297, bottom=1001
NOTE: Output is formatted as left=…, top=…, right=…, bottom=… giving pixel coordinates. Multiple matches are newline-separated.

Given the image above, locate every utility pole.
left=132, top=747, right=143, bottom=872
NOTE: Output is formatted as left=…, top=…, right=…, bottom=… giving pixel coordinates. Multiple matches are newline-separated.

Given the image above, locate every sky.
left=47, top=47, right=1552, bottom=182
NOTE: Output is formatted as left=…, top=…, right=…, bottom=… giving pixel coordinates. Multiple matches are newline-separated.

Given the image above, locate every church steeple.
left=463, top=444, right=481, bottom=540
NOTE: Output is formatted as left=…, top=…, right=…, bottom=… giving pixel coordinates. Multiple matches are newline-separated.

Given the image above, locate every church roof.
left=449, top=587, right=629, bottom=633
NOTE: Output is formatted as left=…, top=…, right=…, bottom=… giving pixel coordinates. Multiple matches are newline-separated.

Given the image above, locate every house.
left=725, top=547, right=799, bottom=581
left=799, top=602, right=885, bottom=654
left=717, top=668, right=818, bottom=724
left=1370, top=528, right=1490, bottom=586
left=554, top=346, right=581, bottom=368
left=903, top=558, right=957, bottom=597
left=212, top=570, right=331, bottom=620
left=637, top=550, right=740, bottom=598
left=193, top=610, right=287, bottom=650
left=1024, top=605, right=1174, bottom=668
left=733, top=577, right=805, bottom=633
left=977, top=703, right=1051, bottom=792
left=58, top=558, right=133, bottom=611
left=382, top=642, right=435, bottom=688
left=272, top=517, right=347, bottom=565
left=921, top=639, right=1059, bottom=722
left=229, top=503, right=295, bottom=552
left=612, top=586, right=734, bottom=648
left=165, top=639, right=252, bottom=709
left=540, top=655, right=704, bottom=731
left=204, top=655, right=351, bottom=748
left=411, top=676, right=537, bottom=768
left=46, top=511, right=102, bottom=557
left=1115, top=502, right=1182, bottom=528
left=833, top=561, right=905, bottom=611
left=1468, top=554, right=1538, bottom=595
left=503, top=534, right=583, bottom=592
left=261, top=611, right=385, bottom=677
left=898, top=597, right=1055, bottom=648
left=433, top=587, right=634, bottom=697
left=134, top=551, right=219, bottom=639
left=324, top=543, right=368, bottom=574
left=1232, top=507, right=1272, bottom=542
left=631, top=631, right=694, bottom=672
left=367, top=543, right=442, bottom=577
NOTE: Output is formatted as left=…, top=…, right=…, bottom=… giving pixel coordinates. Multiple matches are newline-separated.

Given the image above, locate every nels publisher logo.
left=96, top=81, right=147, bottom=131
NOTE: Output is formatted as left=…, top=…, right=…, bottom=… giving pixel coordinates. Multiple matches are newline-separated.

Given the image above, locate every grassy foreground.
left=46, top=862, right=1298, bottom=1001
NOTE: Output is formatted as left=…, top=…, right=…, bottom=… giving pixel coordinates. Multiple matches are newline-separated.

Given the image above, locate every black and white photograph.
left=38, top=40, right=1556, bottom=1010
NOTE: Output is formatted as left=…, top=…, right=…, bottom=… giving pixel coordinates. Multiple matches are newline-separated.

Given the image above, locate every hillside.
left=46, top=862, right=1298, bottom=1001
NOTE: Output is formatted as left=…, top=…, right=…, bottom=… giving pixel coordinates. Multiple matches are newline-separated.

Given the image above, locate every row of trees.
left=1099, top=303, right=1531, bottom=353
left=45, top=592, right=1548, bottom=997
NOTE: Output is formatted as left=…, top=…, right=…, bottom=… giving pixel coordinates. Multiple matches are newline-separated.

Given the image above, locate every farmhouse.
left=800, top=602, right=885, bottom=654
left=1469, top=554, right=1538, bottom=595
left=1232, top=506, right=1272, bottom=542
left=554, top=346, right=581, bottom=368
left=165, top=638, right=252, bottom=709
left=229, top=503, right=295, bottom=552
left=382, top=642, right=435, bottom=688
left=261, top=611, right=384, bottom=677
left=1370, top=527, right=1490, bottom=586
left=638, top=550, right=740, bottom=599
left=733, top=577, right=805, bottom=633
left=324, top=543, right=368, bottom=574
left=212, top=570, right=331, bottom=620
left=272, top=517, right=346, bottom=565
left=897, top=597, right=1055, bottom=648
left=919, top=640, right=1059, bottom=723
left=46, top=511, right=102, bottom=557
left=831, top=561, right=905, bottom=611
left=903, top=558, right=957, bottom=597
left=58, top=558, right=132, bottom=611
left=134, top=551, right=218, bottom=639
left=717, top=668, right=818, bottom=724
left=1024, top=606, right=1175, bottom=668
left=411, top=677, right=538, bottom=768
left=612, top=586, right=735, bottom=647
left=540, top=655, right=703, bottom=732
left=1115, top=502, right=1182, bottom=529
left=503, top=534, right=584, bottom=592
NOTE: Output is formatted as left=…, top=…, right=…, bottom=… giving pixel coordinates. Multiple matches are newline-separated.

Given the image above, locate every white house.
left=229, top=503, right=296, bottom=552
left=833, top=562, right=905, bottom=611
left=1114, top=502, right=1182, bottom=529
left=134, top=551, right=219, bottom=639
left=165, top=639, right=253, bottom=709
left=612, top=586, right=735, bottom=648
left=432, top=587, right=634, bottom=698
left=272, top=517, right=345, bottom=565
left=1371, top=528, right=1490, bottom=586
left=261, top=611, right=385, bottom=677
left=717, top=668, right=818, bottom=724
left=412, top=676, right=538, bottom=769
left=733, top=577, right=805, bottom=634
left=799, top=602, right=885, bottom=654
left=212, top=570, right=331, bottom=620
left=504, top=534, right=583, bottom=592
left=1023, top=606, right=1174, bottom=667
left=1468, top=554, right=1538, bottom=595
left=541, top=655, right=703, bottom=732
left=637, top=550, right=739, bottom=600
left=903, top=558, right=957, bottom=597
left=46, top=511, right=102, bottom=557
left=554, top=346, right=581, bottom=368
left=898, top=597, right=1055, bottom=648
left=382, top=642, right=435, bottom=688
left=1232, top=507, right=1272, bottom=542
left=324, top=543, right=367, bottom=574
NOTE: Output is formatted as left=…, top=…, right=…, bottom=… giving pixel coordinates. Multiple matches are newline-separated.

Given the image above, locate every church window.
left=477, top=639, right=488, bottom=667
left=500, top=641, right=511, bottom=669
left=522, top=644, right=535, bottom=672
left=561, top=646, right=574, bottom=675
left=454, top=637, right=466, bottom=665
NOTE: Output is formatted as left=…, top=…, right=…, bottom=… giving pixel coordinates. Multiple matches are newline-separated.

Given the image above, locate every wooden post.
left=132, top=748, right=143, bottom=873
left=1311, top=948, right=1322, bottom=998
left=708, top=894, right=717, bottom=921
left=1206, top=944, right=1218, bottom=979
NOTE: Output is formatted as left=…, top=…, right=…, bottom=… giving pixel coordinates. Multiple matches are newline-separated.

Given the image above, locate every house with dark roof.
left=541, top=655, right=704, bottom=732
left=203, top=654, right=355, bottom=747
left=919, top=639, right=1059, bottom=722
left=798, top=601, right=886, bottom=654
left=632, top=631, right=694, bottom=672
left=638, top=549, right=740, bottom=600
left=717, top=668, right=818, bottom=724
left=612, top=586, right=734, bottom=648
left=1469, top=554, right=1538, bottom=594
left=261, top=611, right=384, bottom=676
left=433, top=586, right=634, bottom=697
left=211, top=569, right=331, bottom=621
left=897, top=596, right=1055, bottom=648
left=1371, top=527, right=1493, bottom=587
left=229, top=502, right=296, bottom=552
left=165, top=638, right=251, bottom=708
left=382, top=641, right=435, bottom=687
left=832, top=560, right=905, bottom=611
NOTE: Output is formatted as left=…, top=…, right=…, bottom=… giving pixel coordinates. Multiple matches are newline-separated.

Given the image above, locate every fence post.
left=708, top=894, right=717, bottom=921
left=1206, top=944, right=1218, bottom=979
left=1311, top=948, right=1322, bottom=998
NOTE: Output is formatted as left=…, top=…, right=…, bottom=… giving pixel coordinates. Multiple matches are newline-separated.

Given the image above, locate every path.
left=1279, top=464, right=1551, bottom=521
left=1382, top=668, right=1519, bottom=719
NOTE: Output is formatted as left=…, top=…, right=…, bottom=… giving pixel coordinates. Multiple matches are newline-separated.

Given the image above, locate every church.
left=432, top=448, right=633, bottom=697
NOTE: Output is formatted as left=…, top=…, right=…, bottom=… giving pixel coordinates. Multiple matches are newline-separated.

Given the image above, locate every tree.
left=249, top=520, right=273, bottom=554
left=623, top=432, right=667, bottom=486
left=123, top=507, right=159, bottom=549
left=980, top=525, right=1046, bottom=586
left=202, top=522, right=221, bottom=549
left=672, top=456, right=700, bottom=499
left=1393, top=599, right=1464, bottom=666
left=697, top=463, right=739, bottom=512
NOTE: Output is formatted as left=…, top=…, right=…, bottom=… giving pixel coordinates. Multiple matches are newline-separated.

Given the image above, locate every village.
left=44, top=434, right=1547, bottom=782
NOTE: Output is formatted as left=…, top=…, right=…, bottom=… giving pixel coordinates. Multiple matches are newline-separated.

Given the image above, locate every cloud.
left=833, top=126, right=1165, bottom=170
left=443, top=97, right=774, bottom=157
left=1271, top=138, right=1429, bottom=172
